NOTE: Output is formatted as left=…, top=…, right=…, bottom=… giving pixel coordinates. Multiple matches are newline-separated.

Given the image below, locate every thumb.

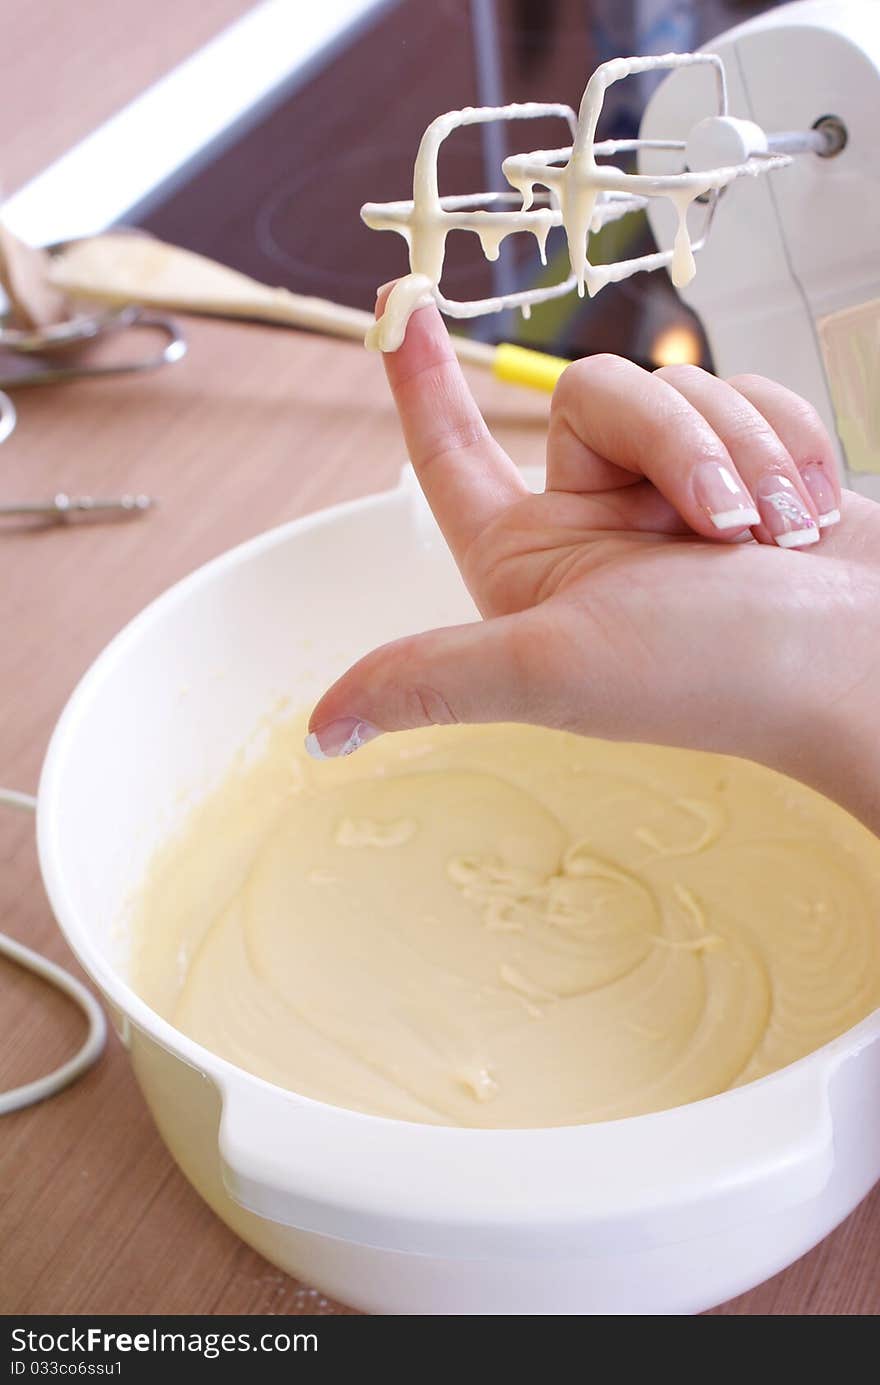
left=305, top=610, right=567, bottom=758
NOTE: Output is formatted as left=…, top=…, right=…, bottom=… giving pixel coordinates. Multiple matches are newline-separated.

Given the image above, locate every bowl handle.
left=217, top=1053, right=842, bottom=1260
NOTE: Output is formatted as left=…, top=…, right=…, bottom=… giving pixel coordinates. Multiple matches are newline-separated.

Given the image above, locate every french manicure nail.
left=800, top=461, right=840, bottom=528
left=755, top=474, right=819, bottom=548
left=304, top=718, right=382, bottom=759
left=693, top=461, right=760, bottom=530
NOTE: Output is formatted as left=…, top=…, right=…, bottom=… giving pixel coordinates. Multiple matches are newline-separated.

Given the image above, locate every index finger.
left=377, top=286, right=528, bottom=563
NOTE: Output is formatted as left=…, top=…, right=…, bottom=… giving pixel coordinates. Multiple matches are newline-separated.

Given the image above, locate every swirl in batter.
left=132, top=720, right=880, bottom=1127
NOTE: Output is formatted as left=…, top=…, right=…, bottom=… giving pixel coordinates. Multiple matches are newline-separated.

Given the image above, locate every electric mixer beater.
left=362, top=0, right=877, bottom=497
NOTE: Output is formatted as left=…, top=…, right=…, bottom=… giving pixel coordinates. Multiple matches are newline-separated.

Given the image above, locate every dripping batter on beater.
left=361, top=51, right=789, bottom=352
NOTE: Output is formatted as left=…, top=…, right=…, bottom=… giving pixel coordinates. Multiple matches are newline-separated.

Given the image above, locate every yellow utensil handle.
left=492, top=342, right=570, bottom=393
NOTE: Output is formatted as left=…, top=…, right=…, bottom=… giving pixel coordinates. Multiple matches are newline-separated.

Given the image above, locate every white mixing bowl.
left=37, top=468, right=880, bottom=1315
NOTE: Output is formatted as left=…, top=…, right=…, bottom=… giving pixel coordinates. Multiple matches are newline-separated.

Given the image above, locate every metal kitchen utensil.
left=0, top=302, right=186, bottom=389
left=0, top=388, right=156, bottom=524
left=0, top=493, right=156, bottom=523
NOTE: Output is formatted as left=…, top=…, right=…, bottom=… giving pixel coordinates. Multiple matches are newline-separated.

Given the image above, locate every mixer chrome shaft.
left=768, top=118, right=847, bottom=157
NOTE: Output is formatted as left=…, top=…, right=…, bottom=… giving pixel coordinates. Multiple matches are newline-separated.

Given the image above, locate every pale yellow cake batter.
left=132, top=720, right=880, bottom=1128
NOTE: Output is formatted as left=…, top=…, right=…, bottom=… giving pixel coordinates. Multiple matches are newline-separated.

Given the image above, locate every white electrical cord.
left=0, top=788, right=107, bottom=1115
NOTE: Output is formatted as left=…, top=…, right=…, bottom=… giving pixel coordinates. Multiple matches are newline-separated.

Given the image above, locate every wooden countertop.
left=0, top=314, right=878, bottom=1316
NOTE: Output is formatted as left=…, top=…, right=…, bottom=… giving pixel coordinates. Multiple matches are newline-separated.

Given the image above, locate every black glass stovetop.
left=127, top=0, right=781, bottom=367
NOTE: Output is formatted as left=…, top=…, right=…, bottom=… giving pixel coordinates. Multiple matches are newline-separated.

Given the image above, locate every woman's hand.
left=308, top=297, right=880, bottom=832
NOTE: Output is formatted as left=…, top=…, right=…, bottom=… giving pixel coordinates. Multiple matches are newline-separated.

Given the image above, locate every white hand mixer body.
left=641, top=0, right=880, bottom=498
